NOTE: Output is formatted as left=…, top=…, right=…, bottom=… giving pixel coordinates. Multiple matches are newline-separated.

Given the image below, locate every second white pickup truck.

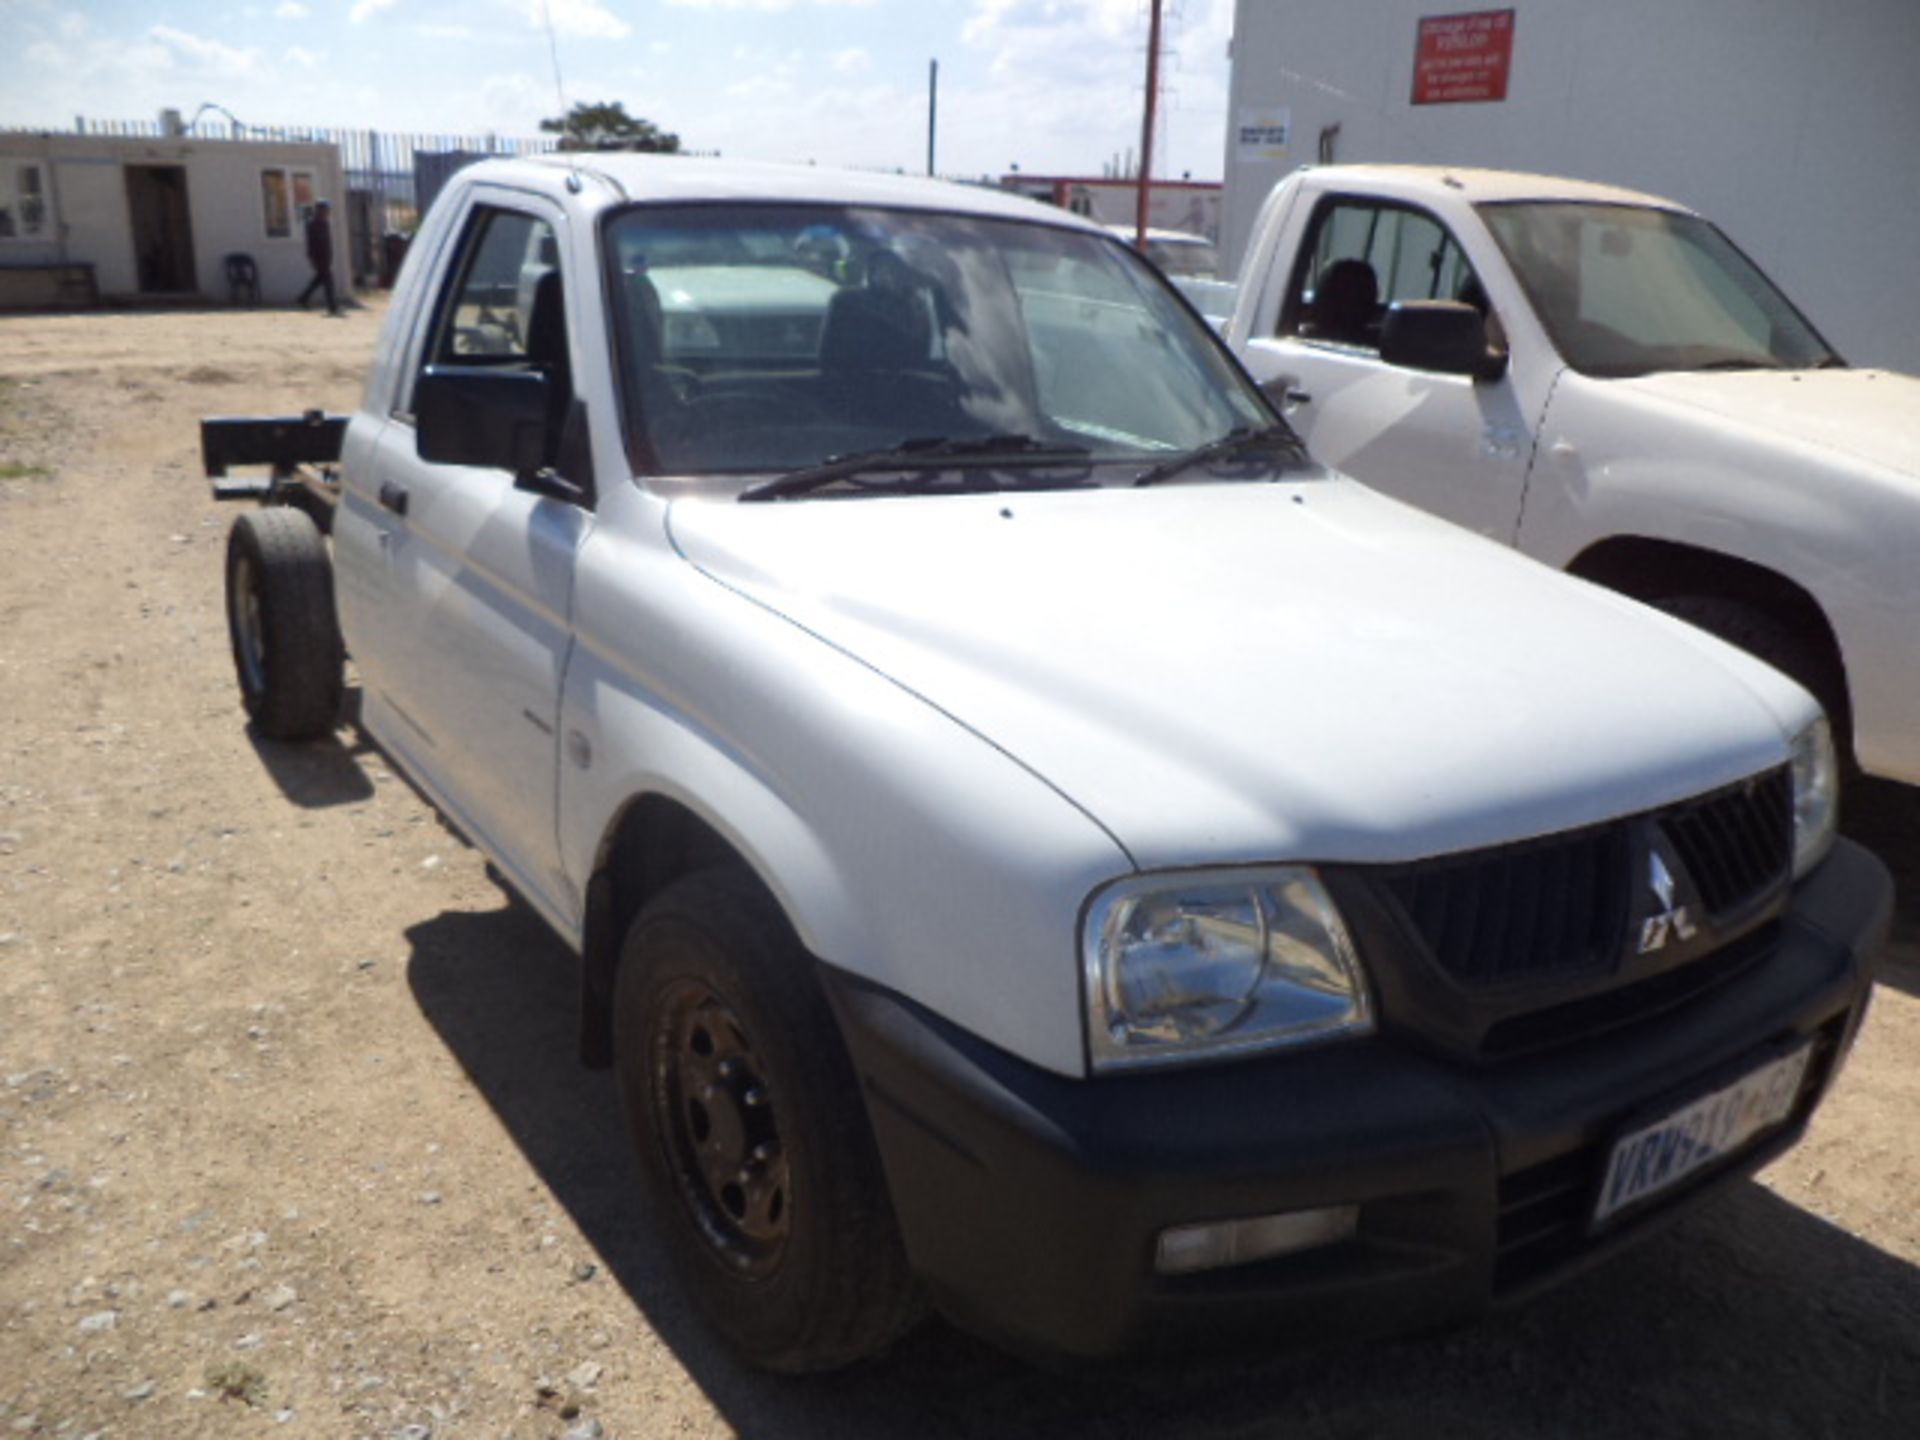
left=1227, top=164, right=1920, bottom=784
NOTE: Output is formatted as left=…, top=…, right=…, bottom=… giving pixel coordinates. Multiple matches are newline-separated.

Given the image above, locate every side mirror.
left=1379, top=301, right=1508, bottom=382
left=416, top=366, right=551, bottom=474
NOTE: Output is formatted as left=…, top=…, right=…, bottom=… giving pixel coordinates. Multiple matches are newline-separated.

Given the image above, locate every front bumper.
left=821, top=837, right=1890, bottom=1362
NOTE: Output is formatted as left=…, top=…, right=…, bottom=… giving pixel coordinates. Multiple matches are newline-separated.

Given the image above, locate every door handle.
left=378, top=479, right=409, bottom=517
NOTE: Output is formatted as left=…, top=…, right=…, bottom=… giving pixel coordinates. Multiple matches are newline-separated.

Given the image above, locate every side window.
left=1279, top=200, right=1500, bottom=351
left=261, top=168, right=292, bottom=239
left=407, top=207, right=572, bottom=441
left=428, top=209, right=564, bottom=364
left=0, top=163, right=50, bottom=240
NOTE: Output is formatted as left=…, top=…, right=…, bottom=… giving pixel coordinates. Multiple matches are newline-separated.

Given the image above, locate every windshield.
left=1144, top=237, right=1221, bottom=278
left=603, top=203, right=1273, bottom=485
left=1477, top=202, right=1838, bottom=377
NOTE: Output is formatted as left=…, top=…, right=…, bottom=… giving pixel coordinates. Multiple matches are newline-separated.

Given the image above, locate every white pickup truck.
left=201, top=156, right=1887, bottom=1372
left=1226, top=164, right=1920, bottom=784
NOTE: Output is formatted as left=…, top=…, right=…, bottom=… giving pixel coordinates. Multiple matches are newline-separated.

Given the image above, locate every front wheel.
left=613, top=868, right=919, bottom=1372
left=1648, top=591, right=1857, bottom=777
left=225, top=508, right=344, bottom=740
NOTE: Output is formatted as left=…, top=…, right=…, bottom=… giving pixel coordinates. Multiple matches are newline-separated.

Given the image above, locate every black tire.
left=225, top=508, right=343, bottom=740
left=613, top=868, right=919, bottom=1372
left=1648, top=593, right=1840, bottom=717
left=1648, top=592, right=1853, bottom=768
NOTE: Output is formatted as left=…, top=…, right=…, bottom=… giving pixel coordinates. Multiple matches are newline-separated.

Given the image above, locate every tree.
left=540, top=101, right=681, bottom=153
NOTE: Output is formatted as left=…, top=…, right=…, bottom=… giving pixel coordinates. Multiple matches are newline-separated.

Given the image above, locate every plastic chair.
left=224, top=253, right=261, bottom=307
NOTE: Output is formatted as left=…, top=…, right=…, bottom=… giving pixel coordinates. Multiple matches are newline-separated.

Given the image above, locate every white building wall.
left=0, top=134, right=348, bottom=306
left=1223, top=0, right=1920, bottom=371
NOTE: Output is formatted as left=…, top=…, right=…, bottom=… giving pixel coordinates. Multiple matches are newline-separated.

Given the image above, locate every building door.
left=124, top=165, right=197, bottom=294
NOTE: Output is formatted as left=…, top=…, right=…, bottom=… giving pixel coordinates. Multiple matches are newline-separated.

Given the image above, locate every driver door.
left=1238, top=197, right=1533, bottom=543
left=352, top=196, right=592, bottom=919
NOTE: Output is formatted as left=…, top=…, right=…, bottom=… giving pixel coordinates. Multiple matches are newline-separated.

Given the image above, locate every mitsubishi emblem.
left=1637, top=850, right=1699, bottom=954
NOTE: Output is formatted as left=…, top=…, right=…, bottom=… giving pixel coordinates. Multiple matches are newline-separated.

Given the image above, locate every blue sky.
left=0, top=0, right=1235, bottom=180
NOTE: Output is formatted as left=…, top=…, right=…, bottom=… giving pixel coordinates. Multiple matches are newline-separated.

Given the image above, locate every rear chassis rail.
left=201, top=411, right=347, bottom=535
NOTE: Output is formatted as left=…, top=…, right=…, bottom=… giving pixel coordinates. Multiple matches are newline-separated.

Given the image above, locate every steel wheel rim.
left=231, top=552, right=267, bottom=695
left=650, top=978, right=791, bottom=1277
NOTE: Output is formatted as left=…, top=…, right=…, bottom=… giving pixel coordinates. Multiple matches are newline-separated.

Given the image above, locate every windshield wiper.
left=738, top=434, right=1093, bottom=503
left=1690, top=357, right=1788, bottom=372
left=1131, top=423, right=1306, bottom=488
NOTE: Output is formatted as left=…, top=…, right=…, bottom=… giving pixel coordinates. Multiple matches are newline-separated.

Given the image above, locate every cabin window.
left=261, top=168, right=316, bottom=239
left=0, top=163, right=49, bottom=240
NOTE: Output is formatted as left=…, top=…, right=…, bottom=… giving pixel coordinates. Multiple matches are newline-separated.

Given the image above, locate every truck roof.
left=1301, top=163, right=1693, bottom=213
left=459, top=153, right=1108, bottom=230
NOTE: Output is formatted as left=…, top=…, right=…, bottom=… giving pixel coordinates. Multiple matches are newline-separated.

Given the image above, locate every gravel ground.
left=1, top=302, right=1917, bottom=1439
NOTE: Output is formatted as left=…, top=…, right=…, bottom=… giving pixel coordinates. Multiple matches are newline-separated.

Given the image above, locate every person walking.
left=298, top=199, right=341, bottom=315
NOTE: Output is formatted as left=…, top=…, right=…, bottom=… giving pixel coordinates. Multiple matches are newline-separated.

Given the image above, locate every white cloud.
left=274, top=1, right=311, bottom=18
left=951, top=0, right=1233, bottom=179
left=284, top=44, right=323, bottom=68
left=502, top=0, right=632, bottom=37
left=725, top=74, right=797, bottom=100
left=964, top=0, right=1139, bottom=47
left=473, top=71, right=554, bottom=128
left=831, top=47, right=871, bottom=76
left=694, top=78, right=913, bottom=167
left=349, top=0, right=399, bottom=22
left=664, top=0, right=879, bottom=9
left=728, top=43, right=801, bottom=76
left=149, top=24, right=264, bottom=77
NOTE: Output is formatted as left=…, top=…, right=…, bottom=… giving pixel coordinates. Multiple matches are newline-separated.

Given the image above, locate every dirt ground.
left=1, top=301, right=1917, bottom=1440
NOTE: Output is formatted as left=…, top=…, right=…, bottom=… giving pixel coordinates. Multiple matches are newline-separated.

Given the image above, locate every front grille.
left=1375, top=768, right=1790, bottom=998
left=1479, top=922, right=1779, bottom=1059
left=1660, top=768, right=1791, bottom=916
left=1380, top=824, right=1630, bottom=987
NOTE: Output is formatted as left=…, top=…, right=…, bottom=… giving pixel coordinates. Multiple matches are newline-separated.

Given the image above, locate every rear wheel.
left=225, top=508, right=343, bottom=740
left=612, top=868, right=919, bottom=1372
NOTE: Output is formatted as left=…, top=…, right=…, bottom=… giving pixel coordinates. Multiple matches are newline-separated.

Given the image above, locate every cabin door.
left=125, top=165, right=197, bottom=294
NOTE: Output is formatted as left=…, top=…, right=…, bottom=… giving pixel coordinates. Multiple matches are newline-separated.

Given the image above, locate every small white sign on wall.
left=1236, top=107, right=1292, bottom=159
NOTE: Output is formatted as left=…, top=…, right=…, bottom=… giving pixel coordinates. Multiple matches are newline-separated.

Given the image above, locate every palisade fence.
left=28, top=116, right=562, bottom=286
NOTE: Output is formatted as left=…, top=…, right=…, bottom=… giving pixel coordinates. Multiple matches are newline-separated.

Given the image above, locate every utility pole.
left=1134, top=0, right=1163, bottom=247
left=927, top=59, right=938, bottom=176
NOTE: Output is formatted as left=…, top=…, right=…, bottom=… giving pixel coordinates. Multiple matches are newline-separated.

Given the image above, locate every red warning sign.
left=1412, top=9, right=1515, bottom=105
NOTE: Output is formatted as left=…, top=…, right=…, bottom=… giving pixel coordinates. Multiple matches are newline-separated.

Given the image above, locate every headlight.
left=1789, top=717, right=1838, bottom=878
left=1082, top=867, right=1372, bottom=1072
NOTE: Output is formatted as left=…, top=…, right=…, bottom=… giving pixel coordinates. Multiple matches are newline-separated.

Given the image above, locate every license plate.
left=1592, top=1044, right=1812, bottom=1226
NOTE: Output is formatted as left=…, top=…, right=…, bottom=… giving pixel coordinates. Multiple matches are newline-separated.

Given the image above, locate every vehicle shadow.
left=1843, top=778, right=1920, bottom=998
left=406, top=902, right=1920, bottom=1439
left=244, top=726, right=377, bottom=807
left=243, top=687, right=379, bottom=808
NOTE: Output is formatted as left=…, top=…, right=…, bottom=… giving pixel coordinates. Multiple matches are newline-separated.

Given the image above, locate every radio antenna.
left=540, top=0, right=582, bottom=187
